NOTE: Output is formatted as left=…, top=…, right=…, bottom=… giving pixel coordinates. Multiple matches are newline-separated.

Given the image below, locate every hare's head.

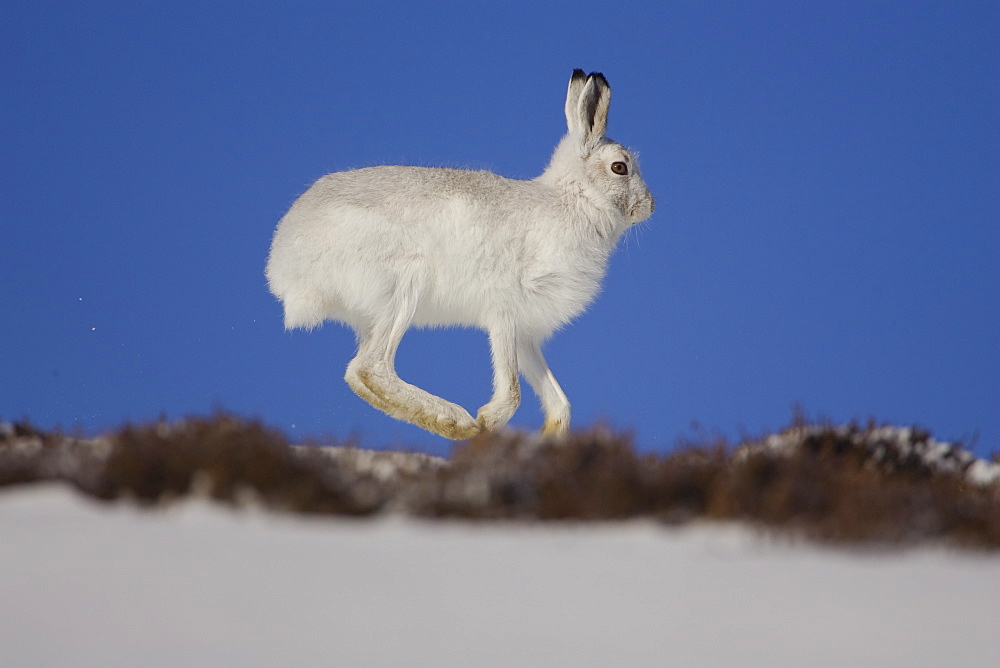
left=545, top=70, right=655, bottom=225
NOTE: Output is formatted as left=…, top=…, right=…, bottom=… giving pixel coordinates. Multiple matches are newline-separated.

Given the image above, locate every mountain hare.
left=266, top=69, right=654, bottom=440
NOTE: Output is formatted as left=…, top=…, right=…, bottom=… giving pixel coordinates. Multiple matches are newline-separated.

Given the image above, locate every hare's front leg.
left=344, top=312, right=480, bottom=440
left=476, top=323, right=521, bottom=432
left=517, top=336, right=571, bottom=439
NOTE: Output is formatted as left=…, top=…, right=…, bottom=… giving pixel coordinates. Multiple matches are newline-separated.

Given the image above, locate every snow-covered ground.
left=2, top=484, right=997, bottom=667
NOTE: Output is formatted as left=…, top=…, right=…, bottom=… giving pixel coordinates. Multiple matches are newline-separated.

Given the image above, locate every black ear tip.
left=588, top=72, right=609, bottom=86
left=571, top=68, right=587, bottom=80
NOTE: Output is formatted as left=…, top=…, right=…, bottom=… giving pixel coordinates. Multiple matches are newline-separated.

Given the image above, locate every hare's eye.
left=611, top=161, right=628, bottom=176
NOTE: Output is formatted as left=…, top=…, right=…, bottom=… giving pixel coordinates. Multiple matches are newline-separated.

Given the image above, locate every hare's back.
left=279, top=165, right=533, bottom=257
left=268, top=164, right=533, bottom=305
left=305, top=165, right=520, bottom=213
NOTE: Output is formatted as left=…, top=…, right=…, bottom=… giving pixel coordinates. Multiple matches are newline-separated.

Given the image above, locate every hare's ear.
left=564, top=69, right=589, bottom=137
left=568, top=72, right=611, bottom=153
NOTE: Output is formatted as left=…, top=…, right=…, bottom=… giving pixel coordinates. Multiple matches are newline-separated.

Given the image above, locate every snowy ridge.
left=740, top=423, right=1000, bottom=486
left=2, top=416, right=998, bottom=548
left=4, top=419, right=995, bottom=489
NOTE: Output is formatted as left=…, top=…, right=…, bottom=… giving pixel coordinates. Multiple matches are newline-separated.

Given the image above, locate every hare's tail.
left=272, top=287, right=326, bottom=330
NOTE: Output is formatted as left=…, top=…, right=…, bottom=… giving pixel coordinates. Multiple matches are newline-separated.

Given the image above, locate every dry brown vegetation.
left=2, top=414, right=998, bottom=549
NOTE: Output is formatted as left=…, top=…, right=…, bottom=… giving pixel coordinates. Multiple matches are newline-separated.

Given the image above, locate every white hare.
left=266, top=69, right=654, bottom=440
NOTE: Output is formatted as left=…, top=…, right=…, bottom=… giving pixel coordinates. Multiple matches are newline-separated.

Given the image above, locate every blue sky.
left=3, top=2, right=997, bottom=457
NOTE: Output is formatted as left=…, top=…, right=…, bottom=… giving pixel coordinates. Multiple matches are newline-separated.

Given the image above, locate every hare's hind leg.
left=476, top=320, right=521, bottom=432
left=344, top=307, right=480, bottom=440
left=517, top=336, right=570, bottom=439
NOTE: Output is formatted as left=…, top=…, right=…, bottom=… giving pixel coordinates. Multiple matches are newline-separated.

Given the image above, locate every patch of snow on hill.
left=743, top=423, right=999, bottom=486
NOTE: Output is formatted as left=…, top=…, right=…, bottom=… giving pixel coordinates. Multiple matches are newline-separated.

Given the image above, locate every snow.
left=2, top=485, right=998, bottom=667
left=967, top=459, right=1000, bottom=487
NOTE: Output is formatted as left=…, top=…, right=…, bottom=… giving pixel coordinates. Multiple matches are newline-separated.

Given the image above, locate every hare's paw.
left=476, top=401, right=518, bottom=433
left=476, top=382, right=521, bottom=433
left=416, top=403, right=480, bottom=440
left=540, top=416, right=569, bottom=440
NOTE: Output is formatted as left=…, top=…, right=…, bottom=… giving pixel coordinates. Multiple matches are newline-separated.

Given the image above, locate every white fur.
left=266, top=70, right=654, bottom=440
